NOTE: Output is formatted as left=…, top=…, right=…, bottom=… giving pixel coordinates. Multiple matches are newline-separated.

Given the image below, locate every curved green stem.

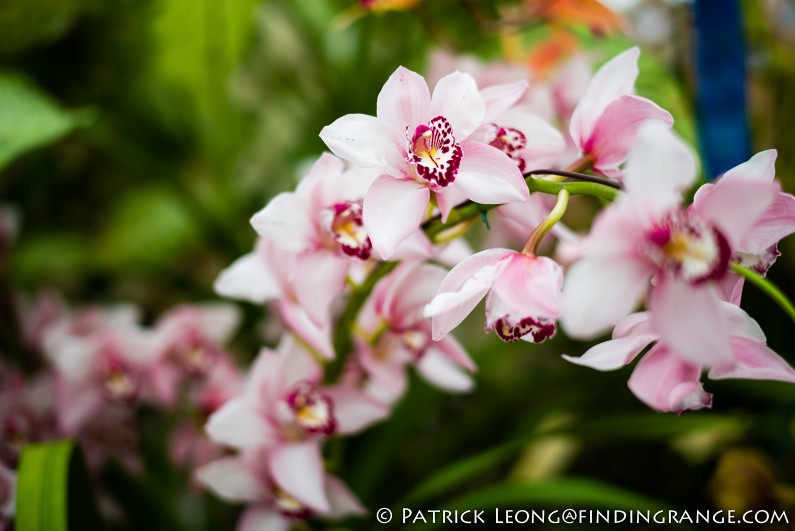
left=325, top=260, right=398, bottom=383
left=523, top=189, right=569, bottom=255
left=730, top=263, right=795, bottom=325
left=424, top=177, right=619, bottom=241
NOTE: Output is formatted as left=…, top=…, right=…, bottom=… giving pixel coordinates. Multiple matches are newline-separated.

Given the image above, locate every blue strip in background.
left=693, top=0, right=752, bottom=179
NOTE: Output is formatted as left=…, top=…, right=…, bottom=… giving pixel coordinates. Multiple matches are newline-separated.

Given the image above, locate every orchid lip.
left=490, top=315, right=556, bottom=343
left=406, top=116, right=462, bottom=189
left=644, top=211, right=730, bottom=284
left=325, top=201, right=372, bottom=260
left=285, top=382, right=337, bottom=436
left=482, top=122, right=527, bottom=172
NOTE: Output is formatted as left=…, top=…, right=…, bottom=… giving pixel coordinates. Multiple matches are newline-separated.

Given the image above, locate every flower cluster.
left=196, top=46, right=795, bottom=528
left=0, top=293, right=243, bottom=526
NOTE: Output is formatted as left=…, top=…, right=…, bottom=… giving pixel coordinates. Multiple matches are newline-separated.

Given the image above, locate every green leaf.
left=16, top=440, right=103, bottom=531
left=0, top=72, right=78, bottom=170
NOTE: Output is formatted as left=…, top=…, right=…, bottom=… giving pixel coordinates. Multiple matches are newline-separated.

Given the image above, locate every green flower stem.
left=424, top=176, right=619, bottom=241
left=523, top=189, right=569, bottom=255
left=730, top=263, right=795, bottom=324
left=325, top=260, right=398, bottom=383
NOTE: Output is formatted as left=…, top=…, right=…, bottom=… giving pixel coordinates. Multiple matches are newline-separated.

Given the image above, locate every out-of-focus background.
left=2, top=1, right=795, bottom=529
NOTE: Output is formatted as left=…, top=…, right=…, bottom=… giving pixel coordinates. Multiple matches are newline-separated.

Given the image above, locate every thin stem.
left=325, top=260, right=398, bottom=383
left=526, top=169, right=623, bottom=190
left=730, top=263, right=795, bottom=325
left=423, top=178, right=619, bottom=240
left=523, top=189, right=569, bottom=255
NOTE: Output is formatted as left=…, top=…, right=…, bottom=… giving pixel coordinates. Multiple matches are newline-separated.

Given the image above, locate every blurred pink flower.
left=425, top=249, right=563, bottom=344
left=320, top=66, right=529, bottom=258
left=563, top=304, right=795, bottom=413
left=569, top=47, right=673, bottom=176
left=357, top=262, right=477, bottom=403
left=148, top=303, right=240, bottom=406
left=196, top=449, right=364, bottom=530
left=204, top=337, right=387, bottom=511
left=561, top=122, right=779, bottom=370
left=42, top=305, right=159, bottom=434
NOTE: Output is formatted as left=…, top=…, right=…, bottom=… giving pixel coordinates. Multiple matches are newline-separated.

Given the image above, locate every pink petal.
left=195, top=457, right=265, bottom=503
left=379, top=262, right=446, bottom=327
left=363, top=175, right=430, bottom=259
left=563, top=334, right=657, bottom=371
left=481, top=81, right=529, bottom=122
left=588, top=95, right=673, bottom=173
left=429, top=71, right=485, bottom=138
left=649, top=279, right=732, bottom=366
left=279, top=301, right=335, bottom=360
left=454, top=142, right=529, bottom=204
left=499, top=113, right=566, bottom=169
left=205, top=398, right=274, bottom=450
left=627, top=345, right=712, bottom=413
left=490, top=254, right=563, bottom=320
left=434, top=332, right=477, bottom=372
left=569, top=47, right=640, bottom=148
left=622, top=120, right=696, bottom=214
left=435, top=186, right=468, bottom=223
left=238, top=507, right=290, bottom=531
left=323, top=385, right=390, bottom=435
left=250, top=192, right=314, bottom=252
left=744, top=192, right=795, bottom=253
left=194, top=303, right=241, bottom=344
left=377, top=66, right=431, bottom=131
left=319, top=114, right=402, bottom=169
left=214, top=249, right=282, bottom=304
left=721, top=302, right=766, bottom=342
left=709, top=337, right=795, bottom=383
left=560, top=256, right=650, bottom=339
left=721, top=149, right=777, bottom=182
left=692, top=177, right=778, bottom=249
left=416, top=349, right=475, bottom=392
left=325, top=477, right=367, bottom=518
left=424, top=248, right=513, bottom=340
left=293, top=252, right=348, bottom=328
left=269, top=441, right=330, bottom=513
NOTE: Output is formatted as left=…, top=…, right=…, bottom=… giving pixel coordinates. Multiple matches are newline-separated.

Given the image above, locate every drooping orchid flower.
left=563, top=303, right=795, bottom=413
left=425, top=249, right=564, bottom=344
left=561, top=122, right=780, bottom=371
left=568, top=47, right=673, bottom=176
left=196, top=448, right=364, bottom=531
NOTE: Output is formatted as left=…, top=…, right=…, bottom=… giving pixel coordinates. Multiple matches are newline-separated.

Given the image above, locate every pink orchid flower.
left=148, top=303, right=240, bottom=406
left=214, top=238, right=338, bottom=359
left=204, top=336, right=388, bottom=512
left=42, top=305, right=159, bottom=434
left=561, top=122, right=780, bottom=371
left=569, top=47, right=673, bottom=176
left=320, top=66, right=529, bottom=258
left=251, top=152, right=376, bottom=262
left=356, top=261, right=477, bottom=403
left=424, top=249, right=564, bottom=344
left=563, top=303, right=795, bottom=413
left=196, top=449, right=364, bottom=531
left=693, top=149, right=795, bottom=303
